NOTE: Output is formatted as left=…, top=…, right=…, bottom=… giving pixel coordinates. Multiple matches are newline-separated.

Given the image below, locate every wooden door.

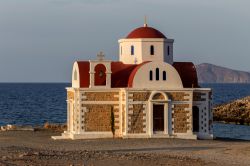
left=153, top=104, right=164, bottom=132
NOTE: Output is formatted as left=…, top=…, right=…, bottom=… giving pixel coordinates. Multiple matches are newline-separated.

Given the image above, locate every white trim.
left=148, top=91, right=171, bottom=137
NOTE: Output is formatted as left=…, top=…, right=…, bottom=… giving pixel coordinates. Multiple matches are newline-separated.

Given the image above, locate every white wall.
left=131, top=61, right=183, bottom=89
left=118, top=38, right=174, bottom=65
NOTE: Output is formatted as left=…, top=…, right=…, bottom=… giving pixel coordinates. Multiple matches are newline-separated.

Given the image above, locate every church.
left=53, top=22, right=213, bottom=140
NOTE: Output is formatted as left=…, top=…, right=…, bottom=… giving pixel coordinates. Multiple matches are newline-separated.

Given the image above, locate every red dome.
left=126, top=26, right=166, bottom=39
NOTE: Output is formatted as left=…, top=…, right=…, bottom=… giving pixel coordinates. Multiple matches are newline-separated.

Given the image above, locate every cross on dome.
left=144, top=16, right=148, bottom=27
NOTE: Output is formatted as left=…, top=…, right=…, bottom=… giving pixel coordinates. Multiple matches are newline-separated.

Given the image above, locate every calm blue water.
left=0, top=83, right=250, bottom=140
left=0, top=83, right=69, bottom=126
left=201, top=83, right=250, bottom=106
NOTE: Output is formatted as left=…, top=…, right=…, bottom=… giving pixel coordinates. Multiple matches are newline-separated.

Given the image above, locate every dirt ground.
left=0, top=130, right=250, bottom=166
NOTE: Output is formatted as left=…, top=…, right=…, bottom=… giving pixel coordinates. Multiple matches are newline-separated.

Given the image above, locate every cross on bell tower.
left=97, top=51, right=105, bottom=61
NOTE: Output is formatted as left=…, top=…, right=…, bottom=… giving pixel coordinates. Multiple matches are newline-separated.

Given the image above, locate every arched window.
left=167, top=46, right=170, bottom=55
left=74, top=69, right=77, bottom=80
left=131, top=45, right=134, bottom=55
left=156, top=68, right=159, bottom=81
left=120, top=46, right=122, bottom=55
left=163, top=71, right=166, bottom=81
left=149, top=70, right=153, bottom=81
left=150, top=45, right=154, bottom=55
left=94, top=64, right=106, bottom=86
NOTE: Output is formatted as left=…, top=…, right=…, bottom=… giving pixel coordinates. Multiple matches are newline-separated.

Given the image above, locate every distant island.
left=196, top=63, right=250, bottom=83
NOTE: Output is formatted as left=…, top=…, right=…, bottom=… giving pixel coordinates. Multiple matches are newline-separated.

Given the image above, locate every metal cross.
left=97, top=51, right=105, bottom=61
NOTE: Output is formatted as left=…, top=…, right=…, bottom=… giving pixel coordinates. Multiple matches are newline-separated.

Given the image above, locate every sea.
left=0, top=83, right=250, bottom=140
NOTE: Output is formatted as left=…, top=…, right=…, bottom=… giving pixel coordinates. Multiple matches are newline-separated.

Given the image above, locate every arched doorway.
left=148, top=91, right=171, bottom=136
left=192, top=106, right=199, bottom=132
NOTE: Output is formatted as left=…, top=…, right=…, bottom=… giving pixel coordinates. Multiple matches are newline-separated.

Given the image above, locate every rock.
left=6, top=124, right=17, bottom=130
left=0, top=126, right=7, bottom=131
left=213, top=96, right=250, bottom=124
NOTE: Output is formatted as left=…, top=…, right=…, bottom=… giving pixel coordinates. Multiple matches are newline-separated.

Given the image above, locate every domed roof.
left=126, top=25, right=166, bottom=39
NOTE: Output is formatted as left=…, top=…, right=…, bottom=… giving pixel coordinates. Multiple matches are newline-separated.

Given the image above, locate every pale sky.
left=0, top=0, right=249, bottom=82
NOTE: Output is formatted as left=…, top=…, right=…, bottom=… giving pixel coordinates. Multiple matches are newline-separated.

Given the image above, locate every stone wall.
left=129, top=92, right=151, bottom=101
left=172, top=104, right=190, bottom=133
left=82, top=92, right=119, bottom=101
left=73, top=104, right=79, bottom=132
left=167, top=92, right=189, bottom=101
left=128, top=104, right=146, bottom=134
left=128, top=91, right=190, bottom=102
left=67, top=91, right=74, bottom=100
left=82, top=104, right=119, bottom=133
left=193, top=92, right=206, bottom=101
left=122, top=105, right=125, bottom=132
left=152, top=93, right=165, bottom=100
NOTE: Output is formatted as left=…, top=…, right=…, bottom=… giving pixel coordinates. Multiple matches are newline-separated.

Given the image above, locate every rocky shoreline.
left=213, top=96, right=250, bottom=125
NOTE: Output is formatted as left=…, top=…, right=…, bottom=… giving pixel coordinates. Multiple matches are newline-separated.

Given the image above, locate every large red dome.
left=126, top=26, right=166, bottom=39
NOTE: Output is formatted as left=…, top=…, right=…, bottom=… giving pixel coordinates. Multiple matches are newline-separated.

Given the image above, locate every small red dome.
left=126, top=26, right=166, bottom=39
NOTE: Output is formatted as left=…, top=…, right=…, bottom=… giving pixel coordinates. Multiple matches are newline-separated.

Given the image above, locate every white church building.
left=53, top=22, right=213, bottom=140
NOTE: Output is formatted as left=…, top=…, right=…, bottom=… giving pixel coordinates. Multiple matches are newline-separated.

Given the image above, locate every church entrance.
left=153, top=104, right=164, bottom=132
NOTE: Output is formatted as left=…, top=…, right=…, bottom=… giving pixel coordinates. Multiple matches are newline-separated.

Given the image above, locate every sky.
left=0, top=0, right=249, bottom=82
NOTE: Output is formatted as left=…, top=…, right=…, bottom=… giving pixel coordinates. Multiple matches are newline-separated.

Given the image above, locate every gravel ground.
left=0, top=130, right=250, bottom=166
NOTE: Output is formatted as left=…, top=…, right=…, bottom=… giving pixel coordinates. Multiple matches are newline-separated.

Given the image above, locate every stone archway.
left=148, top=91, right=171, bottom=136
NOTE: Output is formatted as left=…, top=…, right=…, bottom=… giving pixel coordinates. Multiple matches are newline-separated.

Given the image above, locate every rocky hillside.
left=196, top=63, right=250, bottom=83
left=213, top=96, right=250, bottom=125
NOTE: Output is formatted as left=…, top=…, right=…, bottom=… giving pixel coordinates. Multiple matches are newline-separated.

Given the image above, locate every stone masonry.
left=172, top=104, right=190, bottom=133
left=128, top=104, right=146, bottom=133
